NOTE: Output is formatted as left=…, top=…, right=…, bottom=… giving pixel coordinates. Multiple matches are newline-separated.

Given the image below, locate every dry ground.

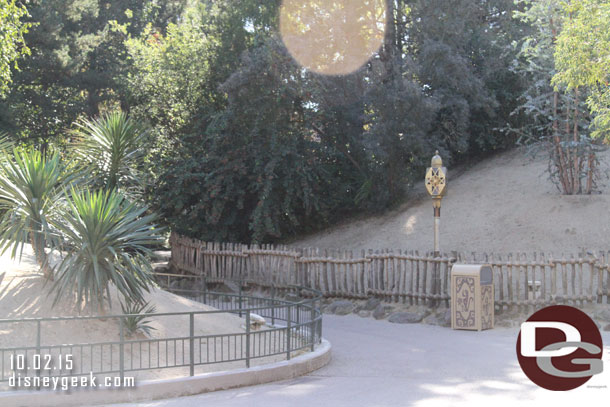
left=290, top=147, right=610, bottom=255
left=0, top=247, right=294, bottom=387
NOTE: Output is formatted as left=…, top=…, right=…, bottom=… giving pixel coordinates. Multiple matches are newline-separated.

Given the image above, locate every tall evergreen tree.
left=0, top=0, right=186, bottom=147
left=410, top=0, right=524, bottom=157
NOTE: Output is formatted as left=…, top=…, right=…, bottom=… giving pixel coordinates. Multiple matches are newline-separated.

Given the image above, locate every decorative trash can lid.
left=451, top=264, right=493, bottom=284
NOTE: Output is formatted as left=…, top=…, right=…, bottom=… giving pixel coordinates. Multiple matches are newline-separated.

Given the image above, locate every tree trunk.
left=550, top=17, right=572, bottom=195
left=87, top=87, right=100, bottom=117
left=565, top=95, right=575, bottom=194
left=382, top=0, right=396, bottom=62
left=573, top=88, right=581, bottom=194
left=552, top=91, right=570, bottom=194
left=396, top=0, right=404, bottom=55
left=30, top=232, right=52, bottom=281
left=585, top=151, right=595, bottom=194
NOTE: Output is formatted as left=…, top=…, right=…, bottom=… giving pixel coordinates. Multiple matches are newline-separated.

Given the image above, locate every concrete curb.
left=0, top=339, right=332, bottom=407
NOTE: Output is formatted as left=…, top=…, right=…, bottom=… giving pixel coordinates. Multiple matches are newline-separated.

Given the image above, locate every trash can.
left=451, top=264, right=494, bottom=331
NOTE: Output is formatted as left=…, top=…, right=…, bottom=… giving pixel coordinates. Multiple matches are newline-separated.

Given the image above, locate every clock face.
left=425, top=167, right=446, bottom=196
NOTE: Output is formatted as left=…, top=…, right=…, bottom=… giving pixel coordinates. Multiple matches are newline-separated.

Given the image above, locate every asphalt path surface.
left=102, top=314, right=610, bottom=407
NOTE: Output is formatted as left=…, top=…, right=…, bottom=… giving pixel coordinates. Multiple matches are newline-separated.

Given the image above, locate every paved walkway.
left=103, top=315, right=610, bottom=407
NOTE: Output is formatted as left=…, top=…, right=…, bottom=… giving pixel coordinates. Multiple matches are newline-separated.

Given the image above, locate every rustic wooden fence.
left=169, top=233, right=610, bottom=308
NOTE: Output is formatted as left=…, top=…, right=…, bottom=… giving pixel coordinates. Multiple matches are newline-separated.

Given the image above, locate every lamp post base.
left=432, top=207, right=441, bottom=308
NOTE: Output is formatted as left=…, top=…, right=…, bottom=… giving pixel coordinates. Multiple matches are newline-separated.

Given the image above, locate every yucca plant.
left=120, top=298, right=157, bottom=336
left=73, top=111, right=148, bottom=193
left=51, top=188, right=162, bottom=311
left=0, top=148, right=73, bottom=280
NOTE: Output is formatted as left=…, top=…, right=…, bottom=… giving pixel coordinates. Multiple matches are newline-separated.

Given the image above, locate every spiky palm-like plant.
left=73, top=111, right=148, bottom=193
left=0, top=148, right=72, bottom=280
left=51, top=189, right=161, bottom=311
left=120, top=299, right=157, bottom=336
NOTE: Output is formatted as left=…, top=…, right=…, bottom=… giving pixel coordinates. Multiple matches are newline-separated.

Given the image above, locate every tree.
left=0, top=0, right=186, bottom=147
left=512, top=0, right=598, bottom=194
left=355, top=0, right=523, bottom=203
left=127, top=3, right=378, bottom=241
left=51, top=189, right=161, bottom=311
left=141, top=34, right=347, bottom=242
left=56, top=112, right=160, bottom=310
left=126, top=7, right=217, bottom=146
left=358, top=1, right=437, bottom=204
left=123, top=0, right=530, bottom=242
left=553, top=0, right=610, bottom=141
left=0, top=0, right=30, bottom=96
left=0, top=149, right=75, bottom=280
left=73, top=111, right=148, bottom=194
left=410, top=0, right=523, bottom=156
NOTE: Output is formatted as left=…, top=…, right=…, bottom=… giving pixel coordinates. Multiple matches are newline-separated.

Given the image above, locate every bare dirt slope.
left=290, top=147, right=610, bottom=255
left=0, top=246, right=288, bottom=383
left=0, top=246, right=244, bottom=344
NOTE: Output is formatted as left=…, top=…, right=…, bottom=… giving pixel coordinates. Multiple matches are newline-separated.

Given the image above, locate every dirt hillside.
left=0, top=246, right=252, bottom=382
left=290, top=147, right=610, bottom=255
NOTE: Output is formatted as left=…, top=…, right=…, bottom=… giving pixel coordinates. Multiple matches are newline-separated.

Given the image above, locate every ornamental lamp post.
left=425, top=151, right=446, bottom=308
left=425, top=151, right=447, bottom=257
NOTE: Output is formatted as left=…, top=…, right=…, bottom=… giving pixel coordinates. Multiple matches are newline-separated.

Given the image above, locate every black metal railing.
left=0, top=277, right=322, bottom=388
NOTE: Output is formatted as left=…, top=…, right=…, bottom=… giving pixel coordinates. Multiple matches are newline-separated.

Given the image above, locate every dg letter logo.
left=516, top=305, right=603, bottom=391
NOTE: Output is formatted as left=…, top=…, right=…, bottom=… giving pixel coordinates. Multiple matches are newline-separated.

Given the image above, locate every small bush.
left=120, top=299, right=157, bottom=336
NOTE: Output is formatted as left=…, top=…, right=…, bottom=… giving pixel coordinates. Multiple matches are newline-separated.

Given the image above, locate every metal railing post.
left=119, top=316, right=124, bottom=386
left=36, top=320, right=41, bottom=390
left=296, top=303, right=300, bottom=349
left=189, top=313, right=195, bottom=376
left=310, top=300, right=315, bottom=352
left=238, top=281, right=243, bottom=317
left=286, top=305, right=292, bottom=360
left=203, top=276, right=207, bottom=304
left=245, top=312, right=251, bottom=368
left=271, top=286, right=276, bottom=325
left=318, top=301, right=322, bottom=343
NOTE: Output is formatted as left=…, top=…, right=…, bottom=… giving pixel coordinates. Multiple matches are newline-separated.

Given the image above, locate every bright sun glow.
left=279, top=0, right=387, bottom=76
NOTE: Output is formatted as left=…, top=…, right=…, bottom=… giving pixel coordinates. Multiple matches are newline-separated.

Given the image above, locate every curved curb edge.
left=0, top=339, right=332, bottom=407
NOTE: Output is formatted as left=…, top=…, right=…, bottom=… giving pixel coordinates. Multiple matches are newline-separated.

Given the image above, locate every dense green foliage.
left=554, top=0, right=610, bottom=141
left=0, top=0, right=30, bottom=96
left=0, top=0, right=604, bottom=244
left=0, top=0, right=186, bottom=147
left=125, top=0, right=527, bottom=242
left=512, top=0, right=599, bottom=194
